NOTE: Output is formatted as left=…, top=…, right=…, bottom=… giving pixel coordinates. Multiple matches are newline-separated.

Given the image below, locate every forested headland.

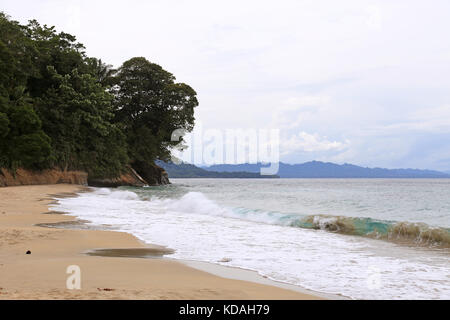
left=0, top=12, right=198, bottom=186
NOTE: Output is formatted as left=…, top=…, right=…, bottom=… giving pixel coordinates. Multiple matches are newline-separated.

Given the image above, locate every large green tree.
left=36, top=67, right=128, bottom=178
left=112, top=57, right=198, bottom=163
left=24, top=19, right=88, bottom=98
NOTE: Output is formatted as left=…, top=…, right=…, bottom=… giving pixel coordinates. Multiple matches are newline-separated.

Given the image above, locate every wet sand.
left=0, top=184, right=323, bottom=300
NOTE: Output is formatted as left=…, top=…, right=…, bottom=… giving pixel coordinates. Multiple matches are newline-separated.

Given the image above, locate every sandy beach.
left=0, top=184, right=321, bottom=300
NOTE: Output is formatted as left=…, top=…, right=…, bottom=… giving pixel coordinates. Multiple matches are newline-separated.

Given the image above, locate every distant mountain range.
left=201, top=161, right=450, bottom=178
left=156, top=161, right=278, bottom=178
left=158, top=160, right=449, bottom=179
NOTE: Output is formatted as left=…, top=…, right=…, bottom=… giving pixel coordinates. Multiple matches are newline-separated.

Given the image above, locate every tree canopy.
left=0, top=12, right=197, bottom=178
left=112, top=57, right=198, bottom=163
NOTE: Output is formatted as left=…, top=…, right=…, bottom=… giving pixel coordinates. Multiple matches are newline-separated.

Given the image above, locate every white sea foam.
left=52, top=186, right=450, bottom=300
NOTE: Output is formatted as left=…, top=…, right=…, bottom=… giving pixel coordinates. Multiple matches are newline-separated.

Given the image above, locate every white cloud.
left=281, top=132, right=349, bottom=155
left=282, top=95, right=330, bottom=111
left=365, top=5, right=383, bottom=30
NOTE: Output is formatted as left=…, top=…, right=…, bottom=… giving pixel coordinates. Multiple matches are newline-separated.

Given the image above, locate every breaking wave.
left=291, top=215, right=450, bottom=247
left=162, top=192, right=450, bottom=247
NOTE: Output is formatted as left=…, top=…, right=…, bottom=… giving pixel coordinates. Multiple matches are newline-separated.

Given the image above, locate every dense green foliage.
left=0, top=13, right=197, bottom=178
left=0, top=14, right=51, bottom=170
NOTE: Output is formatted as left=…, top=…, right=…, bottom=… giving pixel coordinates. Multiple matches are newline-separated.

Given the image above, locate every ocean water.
left=52, top=179, right=450, bottom=299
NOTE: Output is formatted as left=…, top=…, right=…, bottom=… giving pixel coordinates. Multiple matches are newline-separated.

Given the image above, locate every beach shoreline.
left=0, top=184, right=324, bottom=300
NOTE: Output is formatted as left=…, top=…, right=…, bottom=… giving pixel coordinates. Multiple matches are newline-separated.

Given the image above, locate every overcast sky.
left=3, top=0, right=450, bottom=170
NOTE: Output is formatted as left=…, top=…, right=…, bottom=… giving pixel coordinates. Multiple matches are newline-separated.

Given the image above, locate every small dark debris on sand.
left=97, top=288, right=115, bottom=292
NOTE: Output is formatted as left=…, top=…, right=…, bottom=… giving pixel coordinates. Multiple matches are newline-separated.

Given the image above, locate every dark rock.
left=26, top=250, right=31, bottom=255
left=132, top=161, right=171, bottom=186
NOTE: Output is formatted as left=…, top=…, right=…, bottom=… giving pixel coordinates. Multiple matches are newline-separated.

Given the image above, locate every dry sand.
left=0, top=184, right=322, bottom=300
